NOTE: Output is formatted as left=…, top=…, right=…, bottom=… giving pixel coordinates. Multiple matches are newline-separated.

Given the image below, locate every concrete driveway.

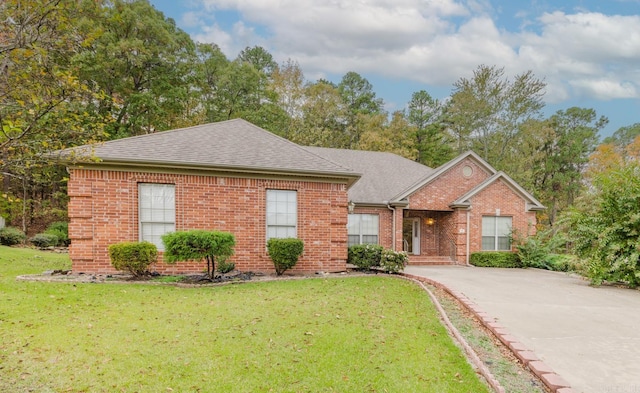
left=404, top=265, right=640, bottom=393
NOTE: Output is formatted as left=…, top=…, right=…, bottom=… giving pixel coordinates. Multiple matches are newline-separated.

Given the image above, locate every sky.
left=149, top=0, right=640, bottom=138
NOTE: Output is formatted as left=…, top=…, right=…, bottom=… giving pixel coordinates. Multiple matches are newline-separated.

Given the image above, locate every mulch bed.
left=16, top=268, right=372, bottom=286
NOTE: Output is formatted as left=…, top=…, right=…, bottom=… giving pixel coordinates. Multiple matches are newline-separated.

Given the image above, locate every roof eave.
left=449, top=202, right=471, bottom=209
left=527, top=203, right=546, bottom=212
left=67, top=158, right=362, bottom=187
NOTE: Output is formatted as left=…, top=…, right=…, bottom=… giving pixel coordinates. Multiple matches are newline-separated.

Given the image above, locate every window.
left=348, top=214, right=379, bottom=246
left=266, top=190, right=297, bottom=240
left=482, top=216, right=512, bottom=251
left=139, top=183, right=175, bottom=250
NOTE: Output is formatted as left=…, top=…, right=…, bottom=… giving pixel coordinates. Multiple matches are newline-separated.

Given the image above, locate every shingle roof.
left=57, top=119, right=359, bottom=182
left=305, top=147, right=433, bottom=204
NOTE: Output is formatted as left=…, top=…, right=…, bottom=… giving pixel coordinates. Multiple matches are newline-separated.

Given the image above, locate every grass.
left=431, top=285, right=547, bottom=393
left=1, top=245, right=490, bottom=392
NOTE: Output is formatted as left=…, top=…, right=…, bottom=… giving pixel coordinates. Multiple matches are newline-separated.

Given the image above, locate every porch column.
left=393, top=206, right=404, bottom=251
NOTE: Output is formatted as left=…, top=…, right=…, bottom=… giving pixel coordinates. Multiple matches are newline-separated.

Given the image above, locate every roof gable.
left=57, top=119, right=359, bottom=183
left=451, top=171, right=545, bottom=211
left=391, top=151, right=496, bottom=202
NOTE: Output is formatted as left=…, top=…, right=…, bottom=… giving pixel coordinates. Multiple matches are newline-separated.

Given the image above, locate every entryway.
left=403, top=218, right=420, bottom=255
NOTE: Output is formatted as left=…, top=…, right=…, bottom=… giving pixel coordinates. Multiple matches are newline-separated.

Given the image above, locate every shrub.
left=217, top=258, right=236, bottom=274
left=45, top=221, right=69, bottom=246
left=380, top=249, right=408, bottom=273
left=108, top=241, right=158, bottom=277
left=348, top=244, right=383, bottom=270
left=30, top=233, right=59, bottom=248
left=513, top=228, right=567, bottom=270
left=470, top=252, right=521, bottom=268
left=162, top=230, right=236, bottom=279
left=267, top=238, right=304, bottom=276
left=0, top=226, right=26, bottom=246
left=514, top=234, right=547, bottom=269
left=565, top=163, right=640, bottom=287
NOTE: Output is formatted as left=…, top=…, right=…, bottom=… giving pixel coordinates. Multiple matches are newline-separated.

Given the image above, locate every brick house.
left=59, top=119, right=543, bottom=274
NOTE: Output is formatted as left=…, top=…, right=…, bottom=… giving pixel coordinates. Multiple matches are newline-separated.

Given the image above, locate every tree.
left=237, top=45, right=277, bottom=77
left=602, top=123, right=640, bottom=148
left=586, top=143, right=624, bottom=180
left=73, top=0, right=196, bottom=138
left=447, top=65, right=545, bottom=168
left=162, top=230, right=236, bottom=280
left=269, top=59, right=305, bottom=139
left=356, top=111, right=417, bottom=160
left=338, top=72, right=384, bottom=147
left=191, top=42, right=230, bottom=124
left=294, top=80, right=348, bottom=147
left=407, top=90, right=454, bottom=167
left=532, top=108, right=606, bottom=226
left=0, top=0, right=108, bottom=230
left=567, top=163, right=640, bottom=287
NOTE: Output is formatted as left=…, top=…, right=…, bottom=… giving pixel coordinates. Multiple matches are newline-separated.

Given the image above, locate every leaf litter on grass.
left=429, top=284, right=549, bottom=393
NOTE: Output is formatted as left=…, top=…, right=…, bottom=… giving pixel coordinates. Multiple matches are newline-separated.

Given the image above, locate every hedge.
left=108, top=241, right=158, bottom=276
left=470, top=251, right=521, bottom=268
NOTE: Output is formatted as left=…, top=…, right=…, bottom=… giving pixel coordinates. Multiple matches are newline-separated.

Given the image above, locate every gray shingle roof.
left=305, top=147, right=433, bottom=204
left=57, top=119, right=358, bottom=181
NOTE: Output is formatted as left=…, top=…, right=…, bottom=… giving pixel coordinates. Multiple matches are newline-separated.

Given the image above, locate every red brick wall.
left=350, top=207, right=393, bottom=248
left=401, top=157, right=537, bottom=262
left=466, top=178, right=537, bottom=254
left=68, top=169, right=349, bottom=274
left=408, top=158, right=491, bottom=211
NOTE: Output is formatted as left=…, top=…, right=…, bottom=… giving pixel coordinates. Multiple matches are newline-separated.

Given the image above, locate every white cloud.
left=192, top=23, right=235, bottom=54
left=570, top=78, right=638, bottom=100
left=186, top=1, right=640, bottom=103
left=179, top=11, right=202, bottom=28
left=513, top=11, right=640, bottom=101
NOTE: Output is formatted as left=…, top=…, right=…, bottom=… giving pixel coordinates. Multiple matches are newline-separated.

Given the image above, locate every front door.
left=403, top=218, right=421, bottom=255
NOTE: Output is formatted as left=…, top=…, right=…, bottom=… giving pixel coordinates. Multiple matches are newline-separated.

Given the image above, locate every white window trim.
left=266, top=189, right=298, bottom=241
left=348, top=213, right=379, bottom=246
left=138, top=183, right=175, bottom=251
left=482, top=216, right=512, bottom=251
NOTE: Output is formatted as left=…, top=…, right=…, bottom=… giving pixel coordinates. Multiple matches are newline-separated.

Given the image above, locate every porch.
left=401, top=210, right=461, bottom=266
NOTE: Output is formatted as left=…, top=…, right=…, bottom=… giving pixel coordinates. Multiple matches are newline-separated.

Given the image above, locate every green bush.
left=108, top=241, right=158, bottom=276
left=470, top=252, right=521, bottom=268
left=162, top=230, right=236, bottom=279
left=217, top=258, right=236, bottom=274
left=45, top=221, right=69, bottom=246
left=267, top=238, right=304, bottom=276
left=564, top=164, right=640, bottom=287
left=30, top=233, right=59, bottom=248
left=348, top=244, right=383, bottom=270
left=0, top=226, right=26, bottom=246
left=513, top=228, right=568, bottom=270
left=380, top=249, right=408, bottom=273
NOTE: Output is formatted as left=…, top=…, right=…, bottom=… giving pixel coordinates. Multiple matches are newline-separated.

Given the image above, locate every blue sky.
left=150, top=0, right=640, bottom=138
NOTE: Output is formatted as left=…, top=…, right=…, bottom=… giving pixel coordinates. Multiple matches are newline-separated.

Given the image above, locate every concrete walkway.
left=404, top=265, right=640, bottom=393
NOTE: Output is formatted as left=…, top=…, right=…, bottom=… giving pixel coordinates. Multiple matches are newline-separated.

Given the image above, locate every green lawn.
left=0, top=245, right=490, bottom=392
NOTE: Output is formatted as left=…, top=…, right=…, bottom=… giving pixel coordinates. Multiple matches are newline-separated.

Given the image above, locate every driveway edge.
left=400, top=275, right=505, bottom=393
left=401, top=272, right=575, bottom=393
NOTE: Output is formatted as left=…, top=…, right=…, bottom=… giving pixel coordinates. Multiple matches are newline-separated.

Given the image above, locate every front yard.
left=0, top=246, right=490, bottom=392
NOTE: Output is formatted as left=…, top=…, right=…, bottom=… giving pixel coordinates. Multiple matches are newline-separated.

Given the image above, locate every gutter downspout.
left=386, top=201, right=396, bottom=251
left=466, top=209, right=471, bottom=265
